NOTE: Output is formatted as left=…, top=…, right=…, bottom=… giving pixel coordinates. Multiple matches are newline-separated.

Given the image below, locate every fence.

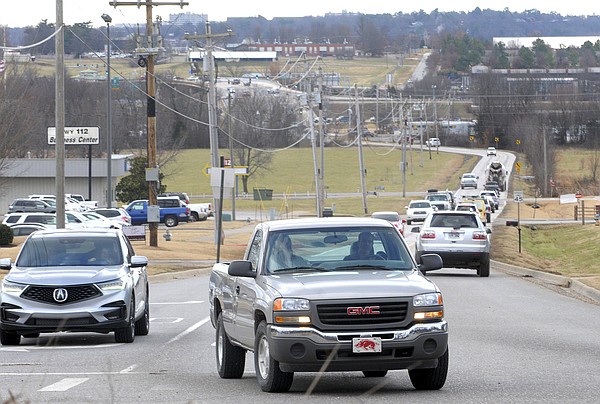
left=573, top=201, right=600, bottom=223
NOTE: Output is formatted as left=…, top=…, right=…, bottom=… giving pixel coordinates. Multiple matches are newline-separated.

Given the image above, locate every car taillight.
left=121, top=216, right=130, bottom=223
left=473, top=231, right=487, bottom=240
left=421, top=230, right=436, bottom=239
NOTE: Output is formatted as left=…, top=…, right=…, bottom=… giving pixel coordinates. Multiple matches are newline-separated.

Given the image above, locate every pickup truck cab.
left=209, top=217, right=448, bottom=392
left=125, top=199, right=189, bottom=227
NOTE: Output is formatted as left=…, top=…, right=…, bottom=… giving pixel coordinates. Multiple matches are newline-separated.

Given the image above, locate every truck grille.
left=23, top=285, right=101, bottom=305
left=317, top=301, right=408, bottom=325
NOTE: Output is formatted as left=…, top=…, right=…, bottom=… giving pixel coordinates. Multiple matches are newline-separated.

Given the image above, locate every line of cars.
left=404, top=184, right=500, bottom=277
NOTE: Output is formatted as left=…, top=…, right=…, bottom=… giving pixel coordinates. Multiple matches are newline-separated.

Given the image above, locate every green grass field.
left=159, top=146, right=479, bottom=216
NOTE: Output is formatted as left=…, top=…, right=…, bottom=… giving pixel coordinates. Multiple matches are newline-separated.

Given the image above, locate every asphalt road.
left=2, top=268, right=600, bottom=403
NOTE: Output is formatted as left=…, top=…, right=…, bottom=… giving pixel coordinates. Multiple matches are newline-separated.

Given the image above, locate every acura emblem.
left=53, top=288, right=68, bottom=303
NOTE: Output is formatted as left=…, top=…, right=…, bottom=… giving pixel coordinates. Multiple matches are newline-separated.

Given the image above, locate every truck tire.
left=478, top=259, right=490, bottom=277
left=254, top=321, right=294, bottom=392
left=408, top=347, right=448, bottom=390
left=216, top=312, right=246, bottom=378
left=164, top=215, right=178, bottom=227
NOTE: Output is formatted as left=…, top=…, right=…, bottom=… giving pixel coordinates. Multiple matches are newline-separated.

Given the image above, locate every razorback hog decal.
left=354, top=339, right=377, bottom=350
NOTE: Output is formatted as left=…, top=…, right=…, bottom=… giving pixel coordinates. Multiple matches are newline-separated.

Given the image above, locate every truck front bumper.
left=268, top=320, right=448, bottom=373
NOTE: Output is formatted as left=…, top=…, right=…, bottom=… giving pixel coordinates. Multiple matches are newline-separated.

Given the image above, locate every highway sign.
left=47, top=126, right=100, bottom=145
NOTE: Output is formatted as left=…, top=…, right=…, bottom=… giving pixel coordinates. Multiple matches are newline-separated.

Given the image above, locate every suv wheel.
left=478, top=259, right=490, bottom=277
left=115, top=296, right=136, bottom=343
left=0, top=330, right=21, bottom=346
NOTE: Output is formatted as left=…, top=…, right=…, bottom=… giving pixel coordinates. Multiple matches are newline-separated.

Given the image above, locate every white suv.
left=426, top=137, right=441, bottom=147
left=414, top=211, right=492, bottom=277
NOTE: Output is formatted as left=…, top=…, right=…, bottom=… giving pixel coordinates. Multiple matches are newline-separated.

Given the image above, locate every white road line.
left=151, top=301, right=204, bottom=305
left=167, top=316, right=211, bottom=344
left=119, top=364, right=138, bottom=373
left=38, top=378, right=88, bottom=392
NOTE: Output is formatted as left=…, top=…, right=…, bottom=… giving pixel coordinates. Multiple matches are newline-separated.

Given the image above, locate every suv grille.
left=23, top=285, right=101, bottom=305
left=317, top=301, right=408, bottom=325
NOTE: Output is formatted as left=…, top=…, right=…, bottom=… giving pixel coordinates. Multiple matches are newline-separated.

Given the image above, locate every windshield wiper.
left=335, top=264, right=403, bottom=271
left=272, top=266, right=330, bottom=273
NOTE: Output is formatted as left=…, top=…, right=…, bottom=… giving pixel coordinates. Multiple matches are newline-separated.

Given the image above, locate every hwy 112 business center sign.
left=47, top=127, right=100, bottom=145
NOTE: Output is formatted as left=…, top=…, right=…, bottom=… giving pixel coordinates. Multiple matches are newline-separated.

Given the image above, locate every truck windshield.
left=265, top=227, right=414, bottom=273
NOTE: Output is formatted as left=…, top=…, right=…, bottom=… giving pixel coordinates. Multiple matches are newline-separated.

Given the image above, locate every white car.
left=405, top=199, right=437, bottom=225
left=67, top=211, right=123, bottom=229
left=426, top=137, right=441, bottom=147
left=460, top=173, right=479, bottom=189
left=486, top=147, right=497, bottom=156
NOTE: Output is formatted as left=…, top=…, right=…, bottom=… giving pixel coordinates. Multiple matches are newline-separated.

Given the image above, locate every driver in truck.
left=267, top=233, right=309, bottom=271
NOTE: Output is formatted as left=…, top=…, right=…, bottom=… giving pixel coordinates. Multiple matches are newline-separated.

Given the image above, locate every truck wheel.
left=408, top=347, right=448, bottom=390
left=254, top=321, right=294, bottom=392
left=363, top=370, right=388, bottom=377
left=164, top=216, right=178, bottom=227
left=407, top=220, right=412, bottom=225
left=216, top=312, right=246, bottom=378
left=478, top=259, right=490, bottom=277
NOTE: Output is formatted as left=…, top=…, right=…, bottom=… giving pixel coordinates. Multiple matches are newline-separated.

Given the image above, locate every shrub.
left=0, top=224, right=14, bottom=246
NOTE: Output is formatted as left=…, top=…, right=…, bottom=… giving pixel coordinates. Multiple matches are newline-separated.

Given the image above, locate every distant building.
left=168, top=12, right=207, bottom=26
left=188, top=50, right=277, bottom=63
left=493, top=36, right=600, bottom=49
left=0, top=155, right=131, bottom=212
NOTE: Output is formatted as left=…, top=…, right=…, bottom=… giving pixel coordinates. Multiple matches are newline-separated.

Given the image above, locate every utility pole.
left=317, top=68, right=325, bottom=214
left=110, top=1, right=188, bottom=247
left=185, top=24, right=233, bottom=244
left=55, top=0, right=65, bottom=228
left=355, top=84, right=368, bottom=214
left=227, top=89, right=235, bottom=220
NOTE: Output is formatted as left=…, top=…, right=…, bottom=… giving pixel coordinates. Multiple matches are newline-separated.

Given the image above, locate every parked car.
left=93, top=207, right=132, bottom=225
left=405, top=200, right=437, bottom=225
left=7, top=223, right=50, bottom=236
left=414, top=210, right=492, bottom=277
left=158, top=192, right=190, bottom=205
left=371, top=211, right=406, bottom=235
left=0, top=228, right=150, bottom=345
left=3, top=212, right=58, bottom=227
left=486, top=147, right=497, bottom=156
left=425, top=137, right=441, bottom=147
left=460, top=173, right=479, bottom=189
left=8, top=198, right=56, bottom=214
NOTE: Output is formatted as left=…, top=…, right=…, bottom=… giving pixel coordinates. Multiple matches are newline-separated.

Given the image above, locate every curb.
left=493, top=260, right=600, bottom=304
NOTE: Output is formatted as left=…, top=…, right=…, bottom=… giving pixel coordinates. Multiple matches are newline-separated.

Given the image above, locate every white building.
left=0, top=155, right=131, bottom=214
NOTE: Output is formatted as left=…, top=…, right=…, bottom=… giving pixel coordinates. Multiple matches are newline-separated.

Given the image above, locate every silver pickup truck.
left=209, top=217, right=448, bottom=392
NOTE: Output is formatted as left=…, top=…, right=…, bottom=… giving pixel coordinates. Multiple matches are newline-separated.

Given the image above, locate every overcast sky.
left=0, top=0, right=598, bottom=28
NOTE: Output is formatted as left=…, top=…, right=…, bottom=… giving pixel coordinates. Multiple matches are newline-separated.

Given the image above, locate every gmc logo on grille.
left=347, top=306, right=380, bottom=315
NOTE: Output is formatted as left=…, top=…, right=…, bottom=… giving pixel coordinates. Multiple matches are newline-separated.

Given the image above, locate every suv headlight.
left=273, top=298, right=311, bottom=324
left=1, top=280, right=27, bottom=295
left=97, top=277, right=127, bottom=291
left=413, top=292, right=444, bottom=321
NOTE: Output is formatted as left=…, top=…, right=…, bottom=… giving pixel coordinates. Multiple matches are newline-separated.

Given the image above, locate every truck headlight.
left=413, top=292, right=443, bottom=321
left=413, top=292, right=442, bottom=307
left=1, top=280, right=27, bottom=295
left=273, top=298, right=310, bottom=311
left=273, top=298, right=311, bottom=324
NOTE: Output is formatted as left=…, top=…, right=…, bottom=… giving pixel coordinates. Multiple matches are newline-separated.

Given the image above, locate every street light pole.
left=101, top=13, right=112, bottom=208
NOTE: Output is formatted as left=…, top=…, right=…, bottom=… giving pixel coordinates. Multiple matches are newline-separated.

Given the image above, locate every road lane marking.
left=151, top=301, right=204, bottom=305
left=120, top=364, right=138, bottom=373
left=150, top=317, right=184, bottom=323
left=38, top=378, right=88, bottom=391
left=167, top=316, right=211, bottom=344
